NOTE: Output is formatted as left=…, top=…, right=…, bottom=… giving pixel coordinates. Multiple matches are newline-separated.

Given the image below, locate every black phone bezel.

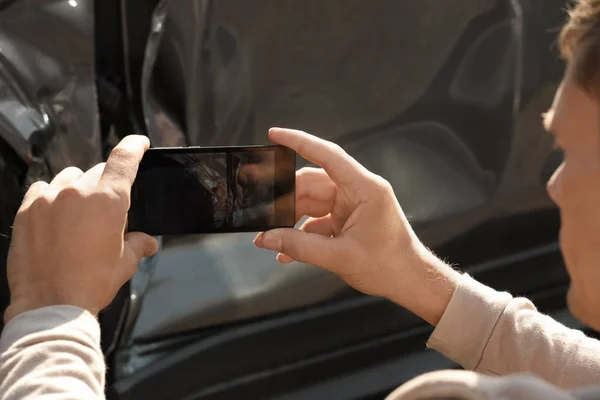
left=129, top=145, right=296, bottom=235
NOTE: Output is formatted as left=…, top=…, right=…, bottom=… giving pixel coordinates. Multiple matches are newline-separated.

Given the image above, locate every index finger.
left=100, top=135, right=150, bottom=198
left=268, top=128, right=366, bottom=185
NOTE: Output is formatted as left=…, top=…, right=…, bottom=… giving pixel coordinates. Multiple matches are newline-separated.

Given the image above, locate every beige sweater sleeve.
left=0, top=306, right=106, bottom=399
left=427, top=274, right=600, bottom=388
left=386, top=369, right=600, bottom=400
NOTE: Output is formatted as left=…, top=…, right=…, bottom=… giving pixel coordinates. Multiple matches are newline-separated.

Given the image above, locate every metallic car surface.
left=0, top=0, right=574, bottom=398
left=0, top=0, right=101, bottom=174
left=123, top=0, right=565, bottom=345
left=0, top=0, right=102, bottom=333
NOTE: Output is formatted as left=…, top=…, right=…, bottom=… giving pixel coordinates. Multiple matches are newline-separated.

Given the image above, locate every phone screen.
left=128, top=145, right=296, bottom=235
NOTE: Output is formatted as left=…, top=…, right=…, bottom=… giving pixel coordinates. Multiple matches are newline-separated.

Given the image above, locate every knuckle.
left=295, top=140, right=307, bottom=157
left=96, top=186, right=120, bottom=202
left=56, top=184, right=85, bottom=201
left=285, top=242, right=299, bottom=261
left=303, top=166, right=325, bottom=175
left=297, top=167, right=319, bottom=181
left=292, top=230, right=310, bottom=258
left=109, top=146, right=133, bottom=160
left=97, top=186, right=129, bottom=211
left=64, top=166, right=84, bottom=175
left=111, top=169, right=128, bottom=184
left=371, top=174, right=393, bottom=192
left=327, top=142, right=344, bottom=155
left=28, top=180, right=48, bottom=192
left=29, top=192, right=53, bottom=210
left=297, top=167, right=311, bottom=178
left=22, top=183, right=45, bottom=207
left=280, top=233, right=296, bottom=255
left=89, top=162, right=107, bottom=174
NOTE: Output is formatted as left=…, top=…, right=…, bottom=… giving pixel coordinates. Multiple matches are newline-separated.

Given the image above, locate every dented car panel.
left=125, top=0, right=563, bottom=339
left=107, top=1, right=570, bottom=398
left=0, top=0, right=101, bottom=173
left=0, top=0, right=575, bottom=399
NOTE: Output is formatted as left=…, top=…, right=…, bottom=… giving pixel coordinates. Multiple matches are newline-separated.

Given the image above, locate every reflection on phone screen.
left=129, top=148, right=289, bottom=235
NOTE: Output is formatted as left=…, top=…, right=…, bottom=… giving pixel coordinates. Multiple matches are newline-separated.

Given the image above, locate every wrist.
left=386, top=245, right=462, bottom=326
left=4, top=295, right=99, bottom=325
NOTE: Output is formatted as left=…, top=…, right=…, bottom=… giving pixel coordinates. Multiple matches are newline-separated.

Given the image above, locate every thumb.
left=123, top=232, right=159, bottom=268
left=261, top=228, right=337, bottom=268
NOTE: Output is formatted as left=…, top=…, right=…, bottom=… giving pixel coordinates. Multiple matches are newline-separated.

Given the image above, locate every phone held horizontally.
left=128, top=145, right=296, bottom=235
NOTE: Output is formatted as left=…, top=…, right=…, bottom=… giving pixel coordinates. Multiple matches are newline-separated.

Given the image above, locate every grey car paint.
left=0, top=0, right=101, bottom=174
left=0, top=0, right=567, bottom=386
left=123, top=0, right=562, bottom=355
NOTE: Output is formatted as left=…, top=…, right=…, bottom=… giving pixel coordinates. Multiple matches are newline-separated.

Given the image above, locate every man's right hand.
left=4, top=135, right=158, bottom=324
left=254, top=128, right=462, bottom=325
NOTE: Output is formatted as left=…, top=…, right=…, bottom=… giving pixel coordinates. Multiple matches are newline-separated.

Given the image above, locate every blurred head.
left=545, top=0, right=600, bottom=330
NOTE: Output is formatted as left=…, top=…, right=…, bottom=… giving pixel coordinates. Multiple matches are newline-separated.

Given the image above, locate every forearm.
left=386, top=247, right=461, bottom=326
left=0, top=306, right=106, bottom=399
left=428, top=274, right=600, bottom=388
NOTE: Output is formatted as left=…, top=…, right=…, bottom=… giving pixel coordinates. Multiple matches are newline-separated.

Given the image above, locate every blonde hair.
left=560, top=0, right=600, bottom=93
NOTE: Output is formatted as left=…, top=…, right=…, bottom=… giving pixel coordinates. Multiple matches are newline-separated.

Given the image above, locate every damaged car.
left=0, top=0, right=589, bottom=399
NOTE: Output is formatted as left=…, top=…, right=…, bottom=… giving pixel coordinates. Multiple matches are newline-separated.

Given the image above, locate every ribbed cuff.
left=426, top=274, right=512, bottom=370
left=0, top=305, right=101, bottom=353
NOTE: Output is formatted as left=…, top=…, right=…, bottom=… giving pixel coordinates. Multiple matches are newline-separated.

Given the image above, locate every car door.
left=108, top=1, right=573, bottom=399
left=0, top=0, right=103, bottom=332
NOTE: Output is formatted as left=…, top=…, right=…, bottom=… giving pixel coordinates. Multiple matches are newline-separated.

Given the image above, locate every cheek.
left=547, top=161, right=593, bottom=210
left=558, top=162, right=600, bottom=214
left=556, top=163, right=600, bottom=258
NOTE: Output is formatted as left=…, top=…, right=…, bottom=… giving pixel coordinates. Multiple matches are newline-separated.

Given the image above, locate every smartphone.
left=128, top=145, right=296, bottom=235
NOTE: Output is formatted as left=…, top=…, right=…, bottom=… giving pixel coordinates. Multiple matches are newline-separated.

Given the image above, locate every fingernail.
left=133, top=134, right=150, bottom=147
left=146, top=237, right=159, bottom=257
left=263, top=232, right=282, bottom=252
left=277, top=253, right=295, bottom=264
left=253, top=232, right=264, bottom=248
